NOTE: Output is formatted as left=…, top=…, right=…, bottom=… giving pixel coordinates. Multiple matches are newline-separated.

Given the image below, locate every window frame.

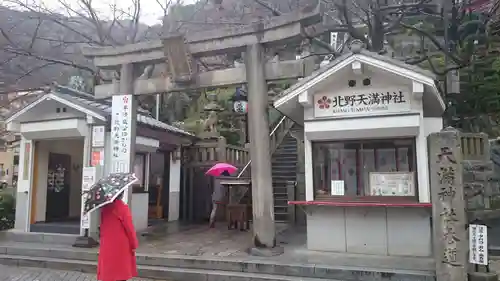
left=132, top=153, right=147, bottom=193
left=311, top=137, right=419, bottom=203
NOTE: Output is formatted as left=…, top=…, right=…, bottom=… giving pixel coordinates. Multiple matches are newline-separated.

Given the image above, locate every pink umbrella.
left=205, top=163, right=237, bottom=176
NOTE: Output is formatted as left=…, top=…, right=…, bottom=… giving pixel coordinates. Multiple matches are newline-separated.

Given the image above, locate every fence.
left=179, top=137, right=248, bottom=222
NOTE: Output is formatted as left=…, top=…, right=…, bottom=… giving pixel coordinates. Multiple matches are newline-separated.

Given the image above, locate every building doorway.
left=30, top=138, right=84, bottom=234
left=45, top=153, right=71, bottom=221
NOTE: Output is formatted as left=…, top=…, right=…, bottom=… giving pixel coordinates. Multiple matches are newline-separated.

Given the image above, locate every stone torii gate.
left=82, top=5, right=320, bottom=250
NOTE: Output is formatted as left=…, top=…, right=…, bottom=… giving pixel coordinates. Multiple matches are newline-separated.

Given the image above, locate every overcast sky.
left=13, top=0, right=197, bottom=26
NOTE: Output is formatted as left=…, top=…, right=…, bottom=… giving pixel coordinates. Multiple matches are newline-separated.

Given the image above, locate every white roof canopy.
left=273, top=48, right=445, bottom=125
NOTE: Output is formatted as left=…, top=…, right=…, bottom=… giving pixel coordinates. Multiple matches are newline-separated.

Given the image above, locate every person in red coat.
left=97, top=192, right=138, bottom=281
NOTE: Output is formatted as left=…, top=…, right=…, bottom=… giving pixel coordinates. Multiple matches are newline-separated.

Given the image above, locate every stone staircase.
left=238, top=114, right=298, bottom=223
left=272, top=134, right=298, bottom=222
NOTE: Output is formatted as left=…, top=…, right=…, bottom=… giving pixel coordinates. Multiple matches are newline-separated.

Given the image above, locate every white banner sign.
left=92, top=126, right=105, bottom=147
left=111, top=95, right=133, bottom=173
left=314, top=87, right=411, bottom=118
left=80, top=167, right=96, bottom=229
left=469, top=224, right=488, bottom=265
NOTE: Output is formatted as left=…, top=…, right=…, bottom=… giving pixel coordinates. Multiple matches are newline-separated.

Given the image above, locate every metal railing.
left=237, top=115, right=294, bottom=178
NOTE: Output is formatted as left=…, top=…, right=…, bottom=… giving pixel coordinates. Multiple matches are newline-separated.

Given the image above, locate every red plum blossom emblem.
left=317, top=96, right=331, bottom=109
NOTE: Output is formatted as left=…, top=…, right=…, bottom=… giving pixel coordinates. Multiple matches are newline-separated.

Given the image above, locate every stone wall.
left=464, top=161, right=494, bottom=211
left=458, top=133, right=496, bottom=214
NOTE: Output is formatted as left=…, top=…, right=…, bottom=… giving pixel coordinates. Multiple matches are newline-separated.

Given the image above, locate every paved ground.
left=0, top=265, right=156, bottom=281
left=137, top=222, right=291, bottom=257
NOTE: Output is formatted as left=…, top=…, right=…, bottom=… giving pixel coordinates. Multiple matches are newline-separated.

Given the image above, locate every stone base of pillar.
left=72, top=236, right=99, bottom=248
left=468, top=272, right=498, bottom=281
left=247, top=245, right=284, bottom=257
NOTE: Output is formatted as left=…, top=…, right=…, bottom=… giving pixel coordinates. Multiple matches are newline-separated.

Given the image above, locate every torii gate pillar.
left=113, top=63, right=138, bottom=206
left=246, top=44, right=276, bottom=249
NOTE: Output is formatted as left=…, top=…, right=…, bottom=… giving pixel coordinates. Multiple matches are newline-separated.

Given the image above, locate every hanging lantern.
left=232, top=87, right=248, bottom=114
left=233, top=100, right=248, bottom=114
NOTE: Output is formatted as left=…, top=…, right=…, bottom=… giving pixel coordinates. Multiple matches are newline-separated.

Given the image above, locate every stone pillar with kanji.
left=428, top=127, right=467, bottom=281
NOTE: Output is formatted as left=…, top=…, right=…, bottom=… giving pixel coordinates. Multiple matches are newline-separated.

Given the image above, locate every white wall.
left=34, top=138, right=84, bottom=222
left=424, top=117, right=444, bottom=137
left=14, top=137, right=34, bottom=231
left=104, top=132, right=112, bottom=176
left=169, top=151, right=181, bottom=221
left=307, top=206, right=432, bottom=257
left=17, top=99, right=86, bottom=123
left=131, top=193, right=148, bottom=231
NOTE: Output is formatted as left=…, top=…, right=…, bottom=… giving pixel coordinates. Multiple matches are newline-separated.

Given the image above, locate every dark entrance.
left=45, top=153, right=71, bottom=221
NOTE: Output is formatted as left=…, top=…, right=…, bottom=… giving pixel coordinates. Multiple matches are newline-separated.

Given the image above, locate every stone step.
left=272, top=161, right=297, bottom=166
left=272, top=160, right=297, bottom=165
left=0, top=231, right=78, bottom=246
left=272, top=162, right=297, bottom=166
left=276, top=147, right=297, bottom=152
left=271, top=170, right=296, bottom=175
left=278, top=147, right=296, bottom=151
left=275, top=150, right=296, bottom=154
left=272, top=181, right=296, bottom=187
left=0, top=254, right=335, bottom=281
left=0, top=242, right=434, bottom=281
left=272, top=166, right=296, bottom=170
left=273, top=150, right=297, bottom=155
left=272, top=175, right=296, bottom=180
left=489, top=246, right=500, bottom=256
left=273, top=193, right=288, bottom=198
left=272, top=159, right=297, bottom=164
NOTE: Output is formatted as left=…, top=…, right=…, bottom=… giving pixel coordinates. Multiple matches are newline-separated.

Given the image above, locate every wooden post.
left=217, top=136, right=227, bottom=162
left=246, top=43, right=276, bottom=250
left=428, top=127, right=467, bottom=281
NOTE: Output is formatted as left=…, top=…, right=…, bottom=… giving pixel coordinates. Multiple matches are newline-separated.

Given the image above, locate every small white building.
left=5, top=85, right=195, bottom=235
left=274, top=45, right=445, bottom=258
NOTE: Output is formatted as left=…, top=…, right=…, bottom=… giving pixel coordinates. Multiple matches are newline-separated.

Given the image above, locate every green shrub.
left=0, top=193, right=15, bottom=231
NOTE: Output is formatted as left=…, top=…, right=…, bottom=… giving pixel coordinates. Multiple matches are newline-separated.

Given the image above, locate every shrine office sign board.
left=111, top=95, right=133, bottom=173
left=314, top=87, right=411, bottom=118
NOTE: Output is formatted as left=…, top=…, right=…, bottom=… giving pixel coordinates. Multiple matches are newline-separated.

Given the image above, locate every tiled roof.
left=53, top=85, right=195, bottom=137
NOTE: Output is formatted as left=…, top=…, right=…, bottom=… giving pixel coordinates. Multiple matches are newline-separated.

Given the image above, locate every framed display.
left=369, top=172, right=415, bottom=196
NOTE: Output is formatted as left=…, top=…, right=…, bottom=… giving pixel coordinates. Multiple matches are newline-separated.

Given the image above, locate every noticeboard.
left=369, top=172, right=415, bottom=196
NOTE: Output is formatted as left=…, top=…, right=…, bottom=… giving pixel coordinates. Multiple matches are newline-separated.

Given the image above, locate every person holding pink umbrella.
left=206, top=163, right=237, bottom=228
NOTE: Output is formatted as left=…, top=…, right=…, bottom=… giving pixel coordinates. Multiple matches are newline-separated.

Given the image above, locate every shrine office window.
left=312, top=138, right=418, bottom=199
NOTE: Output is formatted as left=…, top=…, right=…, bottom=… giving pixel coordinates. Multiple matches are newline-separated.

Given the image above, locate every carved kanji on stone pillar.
left=428, top=127, right=467, bottom=281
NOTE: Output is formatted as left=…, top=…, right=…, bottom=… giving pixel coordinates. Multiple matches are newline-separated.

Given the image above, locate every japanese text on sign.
left=111, top=95, right=133, bottom=173
left=314, top=87, right=411, bottom=118
left=469, top=224, right=488, bottom=265
left=436, top=146, right=461, bottom=267
left=92, top=125, right=105, bottom=147
left=81, top=167, right=96, bottom=229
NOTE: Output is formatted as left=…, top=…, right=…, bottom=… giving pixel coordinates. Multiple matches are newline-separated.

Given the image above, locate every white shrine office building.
left=274, top=44, right=445, bottom=258
left=4, top=85, right=196, bottom=235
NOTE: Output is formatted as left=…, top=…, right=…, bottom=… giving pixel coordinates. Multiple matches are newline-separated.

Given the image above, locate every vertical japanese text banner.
left=110, top=95, right=133, bottom=173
